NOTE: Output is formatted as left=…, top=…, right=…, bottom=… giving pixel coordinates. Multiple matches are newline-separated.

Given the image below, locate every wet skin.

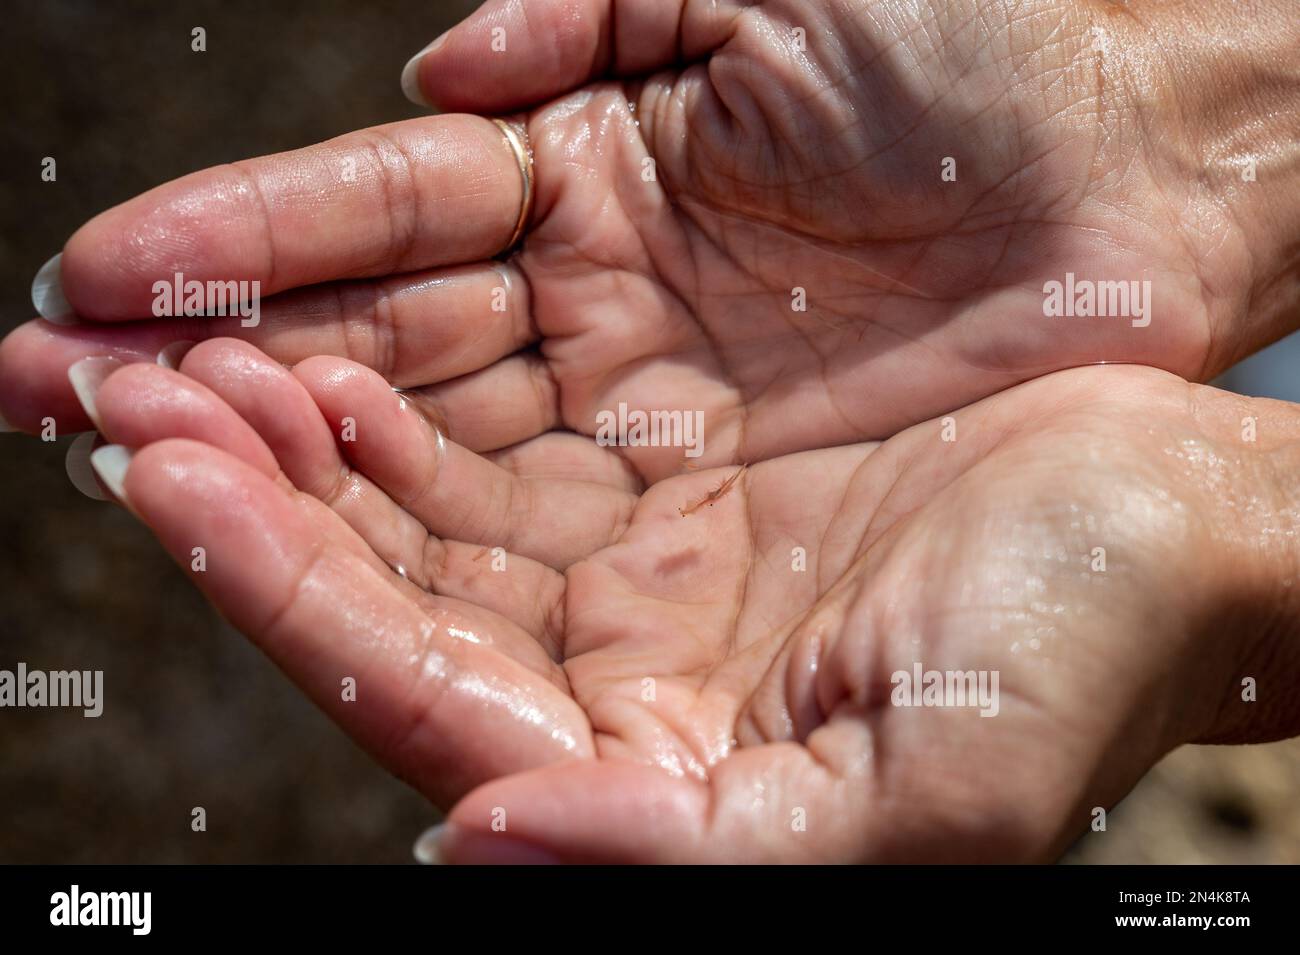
left=4, top=0, right=1300, bottom=860
left=77, top=348, right=1300, bottom=861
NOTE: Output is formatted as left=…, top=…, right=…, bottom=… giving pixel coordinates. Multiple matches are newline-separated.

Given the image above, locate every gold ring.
left=492, top=118, right=534, bottom=256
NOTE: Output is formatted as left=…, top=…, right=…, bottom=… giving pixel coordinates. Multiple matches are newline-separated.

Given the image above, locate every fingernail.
left=65, top=432, right=107, bottom=501
left=32, top=253, right=77, bottom=325
left=67, top=356, right=124, bottom=431
left=157, top=340, right=196, bottom=370
left=0, top=409, right=15, bottom=433
left=90, top=444, right=132, bottom=503
left=400, top=34, right=447, bottom=107
left=413, top=822, right=450, bottom=864
left=419, top=822, right=564, bottom=865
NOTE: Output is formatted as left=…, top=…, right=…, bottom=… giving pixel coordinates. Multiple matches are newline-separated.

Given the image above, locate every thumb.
left=430, top=760, right=705, bottom=863
left=425, top=746, right=863, bottom=863
left=401, top=0, right=742, bottom=114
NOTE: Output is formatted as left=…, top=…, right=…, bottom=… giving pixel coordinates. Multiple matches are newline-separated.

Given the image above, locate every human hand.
left=69, top=341, right=1300, bottom=861
left=6, top=0, right=1298, bottom=481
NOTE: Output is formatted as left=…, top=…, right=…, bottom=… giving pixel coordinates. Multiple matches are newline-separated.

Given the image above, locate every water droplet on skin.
left=448, top=626, right=487, bottom=645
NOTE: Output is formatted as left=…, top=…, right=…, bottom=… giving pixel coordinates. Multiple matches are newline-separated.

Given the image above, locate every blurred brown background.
left=1, top=0, right=1297, bottom=864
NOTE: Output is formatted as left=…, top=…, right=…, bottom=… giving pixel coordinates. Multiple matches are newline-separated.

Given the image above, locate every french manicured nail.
left=67, top=356, right=123, bottom=431
left=413, top=822, right=450, bottom=864
left=0, top=409, right=15, bottom=433
left=89, top=444, right=132, bottom=503
left=157, top=340, right=196, bottom=370
left=400, top=33, right=447, bottom=107
left=32, top=253, right=77, bottom=325
left=65, top=432, right=107, bottom=501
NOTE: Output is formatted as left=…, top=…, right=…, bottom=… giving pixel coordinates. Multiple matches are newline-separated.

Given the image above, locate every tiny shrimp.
left=678, top=465, right=748, bottom=517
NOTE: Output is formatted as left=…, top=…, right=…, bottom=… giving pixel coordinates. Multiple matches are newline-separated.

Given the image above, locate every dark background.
left=1, top=0, right=1298, bottom=863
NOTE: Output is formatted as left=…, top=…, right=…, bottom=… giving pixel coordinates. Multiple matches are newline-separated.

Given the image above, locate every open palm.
left=79, top=341, right=1300, bottom=862
left=1, top=0, right=1250, bottom=483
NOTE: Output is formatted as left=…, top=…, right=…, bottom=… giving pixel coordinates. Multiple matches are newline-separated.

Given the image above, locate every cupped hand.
left=73, top=341, right=1300, bottom=861
left=4, top=0, right=1287, bottom=481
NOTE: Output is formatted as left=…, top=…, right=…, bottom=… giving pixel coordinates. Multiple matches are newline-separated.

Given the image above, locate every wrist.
left=1110, top=0, right=1300, bottom=369
left=1184, top=403, right=1300, bottom=745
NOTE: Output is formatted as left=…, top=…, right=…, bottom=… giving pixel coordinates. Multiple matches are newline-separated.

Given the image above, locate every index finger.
left=51, top=115, right=527, bottom=321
